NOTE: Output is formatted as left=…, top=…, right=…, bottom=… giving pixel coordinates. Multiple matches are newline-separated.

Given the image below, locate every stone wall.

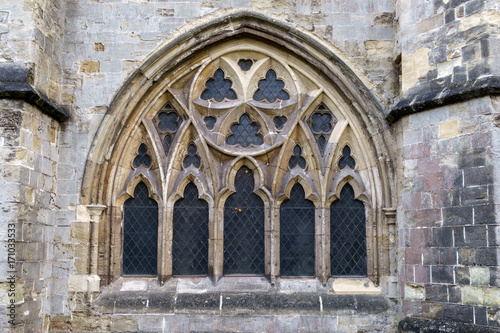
left=397, top=96, right=500, bottom=330
left=0, top=100, right=60, bottom=332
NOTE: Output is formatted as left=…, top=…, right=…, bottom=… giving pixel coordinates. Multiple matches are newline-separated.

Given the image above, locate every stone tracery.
left=89, top=40, right=393, bottom=287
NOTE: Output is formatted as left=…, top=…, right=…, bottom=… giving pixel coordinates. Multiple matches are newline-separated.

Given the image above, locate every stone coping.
left=96, top=291, right=393, bottom=315
left=398, top=317, right=500, bottom=333
left=388, top=76, right=500, bottom=123
left=0, top=62, right=70, bottom=122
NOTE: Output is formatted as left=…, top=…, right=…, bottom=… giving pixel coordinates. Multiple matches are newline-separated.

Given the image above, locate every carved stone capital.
left=87, top=204, right=107, bottom=221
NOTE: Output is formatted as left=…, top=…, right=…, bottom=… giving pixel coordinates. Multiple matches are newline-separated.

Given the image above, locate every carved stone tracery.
left=85, top=25, right=395, bottom=290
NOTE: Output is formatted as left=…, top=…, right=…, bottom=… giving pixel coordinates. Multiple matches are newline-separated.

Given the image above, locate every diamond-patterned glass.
left=238, top=59, right=253, bottom=71
left=200, top=69, right=237, bottom=102
left=330, top=184, right=366, bottom=276
left=173, top=182, right=209, bottom=275
left=253, top=69, right=290, bottom=102
left=204, top=116, right=216, bottom=130
left=273, top=116, right=287, bottom=130
left=224, top=166, right=265, bottom=274
left=280, top=184, right=315, bottom=276
left=308, top=104, right=337, bottom=156
left=226, top=113, right=264, bottom=147
left=158, top=111, right=180, bottom=132
left=123, top=182, right=158, bottom=275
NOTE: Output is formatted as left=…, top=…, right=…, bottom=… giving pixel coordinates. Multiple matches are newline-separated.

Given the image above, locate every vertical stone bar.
left=87, top=205, right=106, bottom=277
left=383, top=207, right=397, bottom=298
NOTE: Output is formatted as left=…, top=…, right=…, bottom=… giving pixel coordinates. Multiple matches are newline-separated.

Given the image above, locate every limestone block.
left=439, top=120, right=459, bottom=139
left=470, top=266, right=490, bottom=286
left=69, top=275, right=100, bottom=292
left=404, top=283, right=425, bottom=300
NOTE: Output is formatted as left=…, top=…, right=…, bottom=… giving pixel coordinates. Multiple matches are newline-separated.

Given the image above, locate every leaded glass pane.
left=280, top=184, right=315, bottom=276
left=183, top=143, right=201, bottom=169
left=226, top=113, right=263, bottom=147
left=238, top=59, right=253, bottom=71
left=253, top=69, right=290, bottom=102
left=133, top=143, right=152, bottom=169
left=204, top=116, right=216, bottom=130
left=173, top=182, right=209, bottom=275
left=123, top=182, right=158, bottom=275
left=288, top=145, right=306, bottom=169
left=273, top=116, right=287, bottom=130
left=330, top=184, right=366, bottom=276
left=338, top=145, right=356, bottom=169
left=200, top=68, right=237, bottom=102
left=224, top=166, right=265, bottom=274
left=308, top=104, right=337, bottom=156
left=158, top=111, right=180, bottom=132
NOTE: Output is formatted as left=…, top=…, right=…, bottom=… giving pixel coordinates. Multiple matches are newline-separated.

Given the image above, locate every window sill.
left=96, top=276, right=389, bottom=315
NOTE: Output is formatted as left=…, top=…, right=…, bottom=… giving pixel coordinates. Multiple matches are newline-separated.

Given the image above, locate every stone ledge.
left=0, top=63, right=70, bottom=122
left=96, top=291, right=393, bottom=315
left=398, top=317, right=500, bottom=333
left=388, top=76, right=500, bottom=123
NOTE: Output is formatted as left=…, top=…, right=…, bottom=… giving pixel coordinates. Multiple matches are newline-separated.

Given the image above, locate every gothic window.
left=223, top=166, right=265, bottom=274
left=123, top=182, right=158, bottom=275
left=172, top=183, right=209, bottom=275
left=330, top=184, right=367, bottom=276
left=97, top=44, right=387, bottom=288
left=280, top=184, right=315, bottom=276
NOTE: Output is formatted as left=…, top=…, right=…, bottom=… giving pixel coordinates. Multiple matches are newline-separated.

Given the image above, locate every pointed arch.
left=80, top=10, right=397, bottom=288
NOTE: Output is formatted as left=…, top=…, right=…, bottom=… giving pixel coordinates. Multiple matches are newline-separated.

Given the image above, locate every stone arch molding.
left=81, top=10, right=397, bottom=290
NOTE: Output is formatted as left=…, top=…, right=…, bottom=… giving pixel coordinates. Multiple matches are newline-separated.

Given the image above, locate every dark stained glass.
left=308, top=104, right=337, bottom=156
left=123, top=182, right=158, bottom=275
left=330, top=184, right=366, bottom=276
left=238, top=59, right=253, bottom=71
left=183, top=143, right=201, bottom=169
left=164, top=134, right=173, bottom=155
left=224, top=166, right=265, bottom=274
left=158, top=111, right=180, bottom=132
left=338, top=145, right=356, bottom=169
left=288, top=144, right=306, bottom=169
left=173, top=182, right=209, bottom=275
left=273, top=116, right=287, bottom=130
left=200, top=69, right=237, bottom=102
left=280, top=184, right=315, bottom=276
left=253, top=69, right=290, bottom=102
left=318, top=135, right=327, bottom=155
left=204, top=116, right=216, bottom=130
left=226, top=113, right=264, bottom=147
left=311, top=112, right=333, bottom=134
left=133, top=143, right=152, bottom=169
